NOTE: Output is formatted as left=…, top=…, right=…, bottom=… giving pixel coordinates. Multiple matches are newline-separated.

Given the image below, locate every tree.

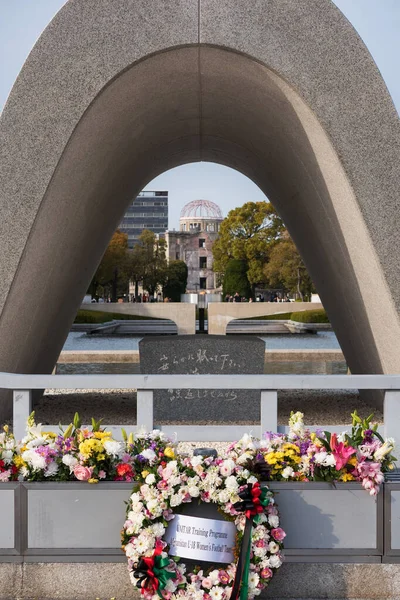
left=126, top=230, right=167, bottom=297
left=222, top=259, right=252, bottom=299
left=163, top=260, right=188, bottom=301
left=263, top=236, right=315, bottom=300
left=90, top=230, right=129, bottom=301
left=212, top=201, right=285, bottom=290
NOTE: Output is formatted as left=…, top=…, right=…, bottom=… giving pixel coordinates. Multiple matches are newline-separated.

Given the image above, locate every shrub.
left=74, top=310, right=163, bottom=323
left=222, top=259, right=252, bottom=299
left=290, top=309, right=329, bottom=323
left=245, top=312, right=293, bottom=321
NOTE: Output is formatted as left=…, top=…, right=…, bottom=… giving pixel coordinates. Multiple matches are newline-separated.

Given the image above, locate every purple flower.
left=300, top=441, right=311, bottom=454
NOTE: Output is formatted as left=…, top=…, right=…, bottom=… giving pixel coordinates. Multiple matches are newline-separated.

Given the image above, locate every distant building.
left=119, top=190, right=168, bottom=248
left=165, top=199, right=223, bottom=293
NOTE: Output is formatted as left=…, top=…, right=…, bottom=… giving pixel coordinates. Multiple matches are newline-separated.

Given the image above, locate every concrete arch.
left=0, top=0, right=399, bottom=419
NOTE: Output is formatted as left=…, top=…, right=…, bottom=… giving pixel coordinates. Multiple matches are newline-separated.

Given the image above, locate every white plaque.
left=164, top=514, right=236, bottom=563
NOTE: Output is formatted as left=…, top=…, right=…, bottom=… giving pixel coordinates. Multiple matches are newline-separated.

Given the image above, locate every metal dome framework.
left=180, top=199, right=223, bottom=220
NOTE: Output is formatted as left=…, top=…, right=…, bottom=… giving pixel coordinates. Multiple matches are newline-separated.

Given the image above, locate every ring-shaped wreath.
left=122, top=435, right=284, bottom=600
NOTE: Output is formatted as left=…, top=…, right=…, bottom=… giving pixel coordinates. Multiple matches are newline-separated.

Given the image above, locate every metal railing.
left=1, top=372, right=400, bottom=442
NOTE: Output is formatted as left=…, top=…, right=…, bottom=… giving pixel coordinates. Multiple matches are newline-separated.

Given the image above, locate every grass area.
left=74, top=309, right=164, bottom=323
left=289, top=308, right=329, bottom=323
left=244, top=308, right=329, bottom=323
left=245, top=312, right=293, bottom=321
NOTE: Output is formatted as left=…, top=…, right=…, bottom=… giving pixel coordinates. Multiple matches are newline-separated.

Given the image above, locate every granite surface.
left=139, top=335, right=265, bottom=422
left=1, top=0, right=400, bottom=425
left=1, top=562, right=400, bottom=599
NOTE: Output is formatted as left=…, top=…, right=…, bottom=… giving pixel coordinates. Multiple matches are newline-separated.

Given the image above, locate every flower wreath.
left=122, top=436, right=285, bottom=600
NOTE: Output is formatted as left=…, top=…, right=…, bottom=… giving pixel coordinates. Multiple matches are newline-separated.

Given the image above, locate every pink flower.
left=0, top=470, right=11, bottom=482
left=73, top=465, right=93, bottom=481
left=218, top=570, right=230, bottom=584
left=98, top=470, right=106, bottom=479
left=260, top=567, right=273, bottom=579
left=330, top=434, right=356, bottom=470
left=271, top=528, right=286, bottom=542
left=357, top=461, right=382, bottom=480
left=202, top=578, right=212, bottom=589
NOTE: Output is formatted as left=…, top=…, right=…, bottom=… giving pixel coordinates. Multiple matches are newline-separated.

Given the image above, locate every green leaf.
left=318, top=437, right=331, bottom=452
left=73, top=412, right=81, bottom=429
left=63, top=423, right=73, bottom=439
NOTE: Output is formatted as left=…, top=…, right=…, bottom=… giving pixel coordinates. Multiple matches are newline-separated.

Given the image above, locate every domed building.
left=165, top=199, right=223, bottom=293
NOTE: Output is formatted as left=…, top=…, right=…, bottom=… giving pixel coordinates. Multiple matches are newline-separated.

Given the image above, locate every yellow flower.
left=340, top=473, right=354, bottom=482
left=88, top=478, right=99, bottom=484
left=264, top=453, right=277, bottom=465
left=79, top=438, right=104, bottom=458
left=3, top=424, right=9, bottom=434
left=44, top=432, right=57, bottom=439
left=94, top=431, right=112, bottom=440
left=348, top=456, right=357, bottom=466
left=310, top=433, right=316, bottom=442
left=142, top=470, right=150, bottom=478
left=13, top=456, right=26, bottom=468
left=164, top=447, right=175, bottom=458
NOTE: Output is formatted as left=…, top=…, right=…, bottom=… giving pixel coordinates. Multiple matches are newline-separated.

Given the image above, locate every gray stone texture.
left=0, top=0, right=400, bottom=421
left=139, top=335, right=265, bottom=422
left=2, top=563, right=400, bottom=599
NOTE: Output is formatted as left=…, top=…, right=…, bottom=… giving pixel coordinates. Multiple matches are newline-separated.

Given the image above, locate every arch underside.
left=0, top=1, right=399, bottom=420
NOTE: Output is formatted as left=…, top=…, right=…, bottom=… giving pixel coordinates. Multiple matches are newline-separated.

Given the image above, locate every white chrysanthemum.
left=191, top=456, right=203, bottom=467
left=188, top=486, right=200, bottom=497
left=124, top=542, right=137, bottom=559
left=151, top=522, right=165, bottom=538
left=147, top=499, right=163, bottom=516
left=268, top=515, right=279, bottom=528
left=209, top=587, right=223, bottom=600
left=145, top=473, right=156, bottom=485
left=313, top=451, right=328, bottom=465
left=62, top=454, right=78, bottom=468
left=141, top=448, right=157, bottom=462
left=44, top=462, right=59, bottom=477
left=1, top=449, right=13, bottom=464
left=129, top=501, right=144, bottom=515
left=253, top=545, right=267, bottom=558
left=248, top=572, right=260, bottom=589
left=218, top=489, right=230, bottom=504
left=269, top=554, right=282, bottom=568
left=281, top=466, right=294, bottom=479
left=20, top=466, right=29, bottom=478
left=103, top=440, right=124, bottom=458
left=170, top=494, right=183, bottom=507
left=225, top=476, right=239, bottom=492
left=22, top=450, right=46, bottom=471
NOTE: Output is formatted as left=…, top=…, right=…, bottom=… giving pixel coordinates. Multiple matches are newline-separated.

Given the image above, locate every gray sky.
left=1, top=1, right=399, bottom=228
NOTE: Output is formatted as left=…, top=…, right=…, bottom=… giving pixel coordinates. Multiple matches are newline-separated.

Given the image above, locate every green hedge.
left=74, top=309, right=163, bottom=323
left=245, top=312, right=293, bottom=321
left=244, top=309, right=329, bottom=323
left=290, top=309, right=329, bottom=323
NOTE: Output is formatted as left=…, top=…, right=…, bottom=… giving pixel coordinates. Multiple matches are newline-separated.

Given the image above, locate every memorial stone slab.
left=139, top=335, right=264, bottom=422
